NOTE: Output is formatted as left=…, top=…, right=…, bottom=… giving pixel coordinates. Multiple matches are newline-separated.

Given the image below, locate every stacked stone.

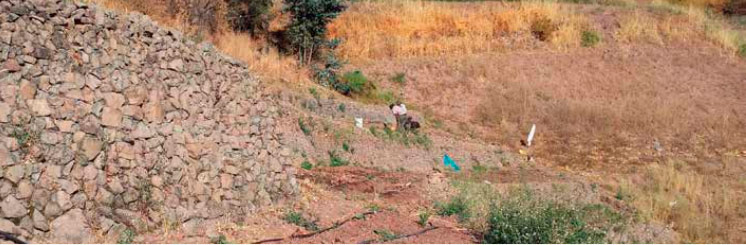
left=0, top=0, right=297, bottom=242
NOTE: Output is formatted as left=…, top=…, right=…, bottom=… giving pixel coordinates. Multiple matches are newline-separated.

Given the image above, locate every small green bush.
left=390, top=72, right=406, bottom=84
left=738, top=43, right=746, bottom=58
left=301, top=160, right=313, bottom=170
left=436, top=196, right=470, bottom=221
left=284, top=211, right=319, bottom=231
left=298, top=118, right=312, bottom=136
left=342, top=70, right=369, bottom=94
left=418, top=211, right=431, bottom=227
left=337, top=103, right=346, bottom=112
left=582, top=30, right=601, bottom=47
left=328, top=150, right=348, bottom=167
left=374, top=229, right=398, bottom=242
left=483, top=192, right=623, bottom=244
left=117, top=229, right=135, bottom=244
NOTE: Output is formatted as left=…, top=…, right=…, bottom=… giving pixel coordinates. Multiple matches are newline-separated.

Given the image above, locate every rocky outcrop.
left=0, top=0, right=297, bottom=242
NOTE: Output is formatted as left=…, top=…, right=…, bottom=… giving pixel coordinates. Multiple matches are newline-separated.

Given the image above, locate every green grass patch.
left=738, top=43, right=746, bottom=58
left=390, top=72, right=406, bottom=85
left=210, top=234, right=229, bottom=244
left=582, top=30, right=601, bottom=47
left=298, top=117, right=312, bottom=136
left=328, top=150, right=349, bottom=167
left=284, top=211, right=319, bottom=231
left=117, top=228, right=136, bottom=244
left=371, top=126, right=432, bottom=148
left=418, top=211, right=432, bottom=227
left=301, top=160, right=313, bottom=170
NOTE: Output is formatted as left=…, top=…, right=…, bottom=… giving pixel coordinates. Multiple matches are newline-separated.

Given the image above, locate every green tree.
left=283, top=0, right=346, bottom=65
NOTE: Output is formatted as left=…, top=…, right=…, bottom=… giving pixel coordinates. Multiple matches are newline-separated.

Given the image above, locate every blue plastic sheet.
left=443, top=154, right=460, bottom=172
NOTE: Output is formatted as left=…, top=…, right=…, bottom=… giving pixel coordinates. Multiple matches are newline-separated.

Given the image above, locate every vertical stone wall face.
left=0, top=0, right=297, bottom=242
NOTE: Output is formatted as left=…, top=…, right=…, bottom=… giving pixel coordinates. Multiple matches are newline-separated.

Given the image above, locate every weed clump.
left=390, top=72, right=406, bottom=84
left=739, top=43, right=746, bottom=57
left=284, top=211, right=319, bottom=231
left=581, top=30, right=601, bottom=47
left=301, top=160, right=313, bottom=170
left=327, top=150, right=349, bottom=167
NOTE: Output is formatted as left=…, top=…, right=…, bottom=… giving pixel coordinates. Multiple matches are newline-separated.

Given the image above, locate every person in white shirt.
left=389, top=102, right=408, bottom=130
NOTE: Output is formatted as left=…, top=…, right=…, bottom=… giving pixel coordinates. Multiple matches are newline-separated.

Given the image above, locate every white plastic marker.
left=527, top=124, right=536, bottom=147
left=355, top=117, right=364, bottom=128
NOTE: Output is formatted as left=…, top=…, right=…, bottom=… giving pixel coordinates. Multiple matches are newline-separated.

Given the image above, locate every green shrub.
left=284, top=211, right=319, bottom=231
left=418, top=211, right=431, bottom=227
left=436, top=196, right=470, bottom=221
left=738, top=43, right=746, bottom=58
left=390, top=72, right=406, bottom=84
left=298, top=118, right=312, bottom=135
left=342, top=70, right=369, bottom=94
left=337, top=103, right=346, bottom=112
left=284, top=0, right=346, bottom=64
left=117, top=228, right=135, bottom=244
left=342, top=141, right=353, bottom=153
left=472, top=164, right=488, bottom=174
left=483, top=192, right=623, bottom=244
left=328, top=150, right=349, bottom=167
left=582, top=30, right=601, bottom=47
left=301, top=160, right=313, bottom=170
left=374, top=229, right=398, bottom=242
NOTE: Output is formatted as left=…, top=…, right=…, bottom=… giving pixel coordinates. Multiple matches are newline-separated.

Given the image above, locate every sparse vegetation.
left=284, top=211, right=320, bottom=231
left=390, top=72, right=406, bottom=84
left=210, top=234, right=230, bottom=244
left=435, top=196, right=470, bottom=221
left=417, top=211, right=432, bottom=227
left=117, top=228, right=136, bottom=244
left=327, top=150, right=349, bottom=167
left=374, top=229, right=399, bottom=242
left=298, top=117, right=313, bottom=136
left=581, top=30, right=601, bottom=47
left=301, top=160, right=313, bottom=170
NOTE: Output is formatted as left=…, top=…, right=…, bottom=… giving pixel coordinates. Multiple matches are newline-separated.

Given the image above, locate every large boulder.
left=49, top=209, right=93, bottom=243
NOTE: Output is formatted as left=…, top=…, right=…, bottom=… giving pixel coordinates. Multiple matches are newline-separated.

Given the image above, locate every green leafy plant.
left=342, top=141, right=354, bottom=153
left=337, top=103, right=346, bottom=112
left=417, top=211, right=431, bottom=227
left=328, top=150, right=349, bottom=167
left=341, top=70, right=369, bottom=94
left=309, top=87, right=320, bottom=101
left=301, top=160, right=313, bottom=170
left=483, top=197, right=620, bottom=243
left=436, top=196, right=470, bottom=221
left=367, top=203, right=381, bottom=212
left=117, top=228, right=136, bottom=244
left=284, top=0, right=346, bottom=65
left=582, top=30, right=601, bottom=47
left=390, top=72, right=406, bottom=84
left=374, top=229, right=398, bottom=242
left=738, top=43, right=746, bottom=58
left=284, top=211, right=319, bottom=231
left=298, top=117, right=312, bottom=136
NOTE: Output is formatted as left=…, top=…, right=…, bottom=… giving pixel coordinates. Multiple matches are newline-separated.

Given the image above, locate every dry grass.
left=620, top=160, right=746, bottom=243
left=329, top=0, right=589, bottom=61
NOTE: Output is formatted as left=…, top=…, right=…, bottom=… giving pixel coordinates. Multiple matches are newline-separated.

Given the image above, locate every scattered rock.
left=2, top=196, right=28, bottom=218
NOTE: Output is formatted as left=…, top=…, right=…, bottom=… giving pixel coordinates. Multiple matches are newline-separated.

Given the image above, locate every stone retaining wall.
left=0, top=0, right=297, bottom=242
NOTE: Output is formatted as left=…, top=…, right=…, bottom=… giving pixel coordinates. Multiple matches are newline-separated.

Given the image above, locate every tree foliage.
left=283, top=0, right=346, bottom=64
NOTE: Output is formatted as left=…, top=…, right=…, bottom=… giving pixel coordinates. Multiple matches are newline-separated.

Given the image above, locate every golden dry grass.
left=329, top=0, right=590, bottom=61
left=620, top=160, right=746, bottom=243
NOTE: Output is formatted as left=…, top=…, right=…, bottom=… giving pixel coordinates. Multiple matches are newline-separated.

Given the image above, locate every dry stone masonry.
left=0, top=0, right=298, bottom=242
